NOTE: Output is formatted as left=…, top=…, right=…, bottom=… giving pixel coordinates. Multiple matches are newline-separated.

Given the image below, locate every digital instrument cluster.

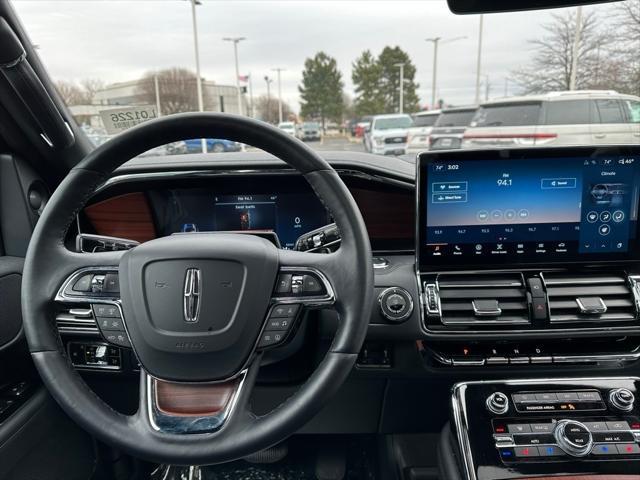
left=418, top=147, right=640, bottom=267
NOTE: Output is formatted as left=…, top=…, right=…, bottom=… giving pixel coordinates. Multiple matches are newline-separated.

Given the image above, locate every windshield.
left=413, top=115, right=439, bottom=128
left=373, top=116, right=413, bottom=130
left=471, top=103, right=542, bottom=127
left=435, top=111, right=476, bottom=128
left=13, top=0, right=639, bottom=159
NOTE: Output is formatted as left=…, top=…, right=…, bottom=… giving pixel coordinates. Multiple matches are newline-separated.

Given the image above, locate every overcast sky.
left=12, top=0, right=610, bottom=112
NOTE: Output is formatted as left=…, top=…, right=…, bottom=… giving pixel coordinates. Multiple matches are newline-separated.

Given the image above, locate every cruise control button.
left=265, top=317, right=293, bottom=331
left=96, top=317, right=125, bottom=332
left=72, top=274, right=93, bottom=292
left=103, top=332, right=130, bottom=348
left=258, top=331, right=286, bottom=348
left=271, top=304, right=300, bottom=318
left=92, top=304, right=120, bottom=318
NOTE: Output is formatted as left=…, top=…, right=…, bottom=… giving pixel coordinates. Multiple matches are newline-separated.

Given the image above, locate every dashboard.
left=81, top=172, right=415, bottom=252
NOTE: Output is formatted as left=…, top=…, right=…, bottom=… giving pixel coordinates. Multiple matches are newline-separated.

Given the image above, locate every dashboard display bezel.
left=417, top=145, right=640, bottom=272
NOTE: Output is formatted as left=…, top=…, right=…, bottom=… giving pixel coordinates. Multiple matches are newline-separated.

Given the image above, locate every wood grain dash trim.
left=84, top=192, right=156, bottom=243
left=154, top=378, right=240, bottom=417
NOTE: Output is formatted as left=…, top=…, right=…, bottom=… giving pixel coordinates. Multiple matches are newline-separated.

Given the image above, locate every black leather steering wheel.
left=21, top=113, right=374, bottom=465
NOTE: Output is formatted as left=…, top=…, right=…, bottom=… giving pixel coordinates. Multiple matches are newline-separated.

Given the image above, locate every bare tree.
left=255, top=94, right=293, bottom=124
left=609, top=0, right=640, bottom=95
left=136, top=68, right=208, bottom=115
left=79, top=78, right=105, bottom=103
left=512, top=10, right=610, bottom=93
left=55, top=80, right=87, bottom=106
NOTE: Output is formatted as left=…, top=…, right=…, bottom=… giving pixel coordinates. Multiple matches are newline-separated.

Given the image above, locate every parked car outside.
left=461, top=90, right=640, bottom=149
left=428, top=106, right=477, bottom=150
left=364, top=113, right=413, bottom=156
left=408, top=110, right=441, bottom=150
left=354, top=116, right=373, bottom=138
left=299, top=122, right=322, bottom=141
left=277, top=121, right=297, bottom=136
left=182, top=138, right=242, bottom=153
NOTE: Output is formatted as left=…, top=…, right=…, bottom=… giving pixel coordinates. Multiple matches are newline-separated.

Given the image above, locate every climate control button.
left=486, top=392, right=509, bottom=415
left=609, top=388, right=635, bottom=412
left=553, top=420, right=593, bottom=457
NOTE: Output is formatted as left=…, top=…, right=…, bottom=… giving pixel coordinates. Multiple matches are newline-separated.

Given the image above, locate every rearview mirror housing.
left=447, top=0, right=618, bottom=14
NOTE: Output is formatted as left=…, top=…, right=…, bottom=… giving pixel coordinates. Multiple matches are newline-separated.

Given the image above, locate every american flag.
left=238, top=74, right=249, bottom=82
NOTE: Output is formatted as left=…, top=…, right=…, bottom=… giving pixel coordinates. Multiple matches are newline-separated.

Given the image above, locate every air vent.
left=544, top=272, right=638, bottom=325
left=56, top=305, right=98, bottom=334
left=436, top=273, right=529, bottom=326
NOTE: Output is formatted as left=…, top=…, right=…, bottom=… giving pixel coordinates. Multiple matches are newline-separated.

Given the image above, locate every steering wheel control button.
left=271, top=304, right=300, bottom=318
left=97, top=317, right=125, bottom=332
left=103, top=273, right=120, bottom=293
left=258, top=331, right=286, bottom=348
left=265, top=317, right=292, bottom=331
left=609, top=388, right=635, bottom=412
left=91, top=274, right=106, bottom=293
left=553, top=420, right=593, bottom=457
left=92, top=304, right=121, bottom=318
left=275, top=274, right=293, bottom=294
left=486, top=392, right=509, bottom=415
left=103, top=332, right=131, bottom=348
left=302, top=274, right=323, bottom=294
left=378, top=287, right=413, bottom=322
left=72, top=274, right=93, bottom=292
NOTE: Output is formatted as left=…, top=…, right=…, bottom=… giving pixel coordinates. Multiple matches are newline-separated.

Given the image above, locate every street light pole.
left=223, top=37, right=246, bottom=116
left=272, top=68, right=286, bottom=123
left=426, top=37, right=440, bottom=109
left=189, top=0, right=206, bottom=153
left=569, top=6, right=583, bottom=90
left=154, top=73, right=162, bottom=117
left=394, top=63, right=405, bottom=113
left=426, top=36, right=467, bottom=109
left=264, top=75, right=273, bottom=123
left=248, top=72, right=254, bottom=118
left=474, top=14, right=484, bottom=104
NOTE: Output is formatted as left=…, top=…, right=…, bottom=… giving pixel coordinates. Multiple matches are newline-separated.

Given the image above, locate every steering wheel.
left=21, top=114, right=374, bottom=465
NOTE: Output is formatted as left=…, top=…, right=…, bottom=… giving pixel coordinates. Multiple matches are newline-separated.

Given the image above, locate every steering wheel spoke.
left=136, top=355, right=261, bottom=436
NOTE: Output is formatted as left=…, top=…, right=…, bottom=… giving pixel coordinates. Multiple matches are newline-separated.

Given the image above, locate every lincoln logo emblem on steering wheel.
left=183, top=268, right=201, bottom=323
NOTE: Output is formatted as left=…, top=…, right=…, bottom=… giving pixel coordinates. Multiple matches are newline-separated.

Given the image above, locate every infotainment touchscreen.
left=418, top=147, right=640, bottom=268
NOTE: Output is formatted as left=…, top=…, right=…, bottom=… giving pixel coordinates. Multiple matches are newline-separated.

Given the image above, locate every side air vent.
left=544, top=272, right=639, bottom=325
left=436, top=273, right=529, bottom=326
left=56, top=305, right=99, bottom=334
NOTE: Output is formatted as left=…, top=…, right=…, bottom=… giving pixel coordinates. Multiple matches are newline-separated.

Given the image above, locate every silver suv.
left=461, top=90, right=640, bottom=149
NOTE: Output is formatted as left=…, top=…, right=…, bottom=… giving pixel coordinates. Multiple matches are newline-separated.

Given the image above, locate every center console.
left=451, top=378, right=640, bottom=480
left=416, top=147, right=640, bottom=367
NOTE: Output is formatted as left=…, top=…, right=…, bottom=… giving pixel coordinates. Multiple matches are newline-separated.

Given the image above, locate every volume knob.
left=609, top=388, right=635, bottom=412
left=486, top=392, right=509, bottom=415
left=553, top=420, right=593, bottom=457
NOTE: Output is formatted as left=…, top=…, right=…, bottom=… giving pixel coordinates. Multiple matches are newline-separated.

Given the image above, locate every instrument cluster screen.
left=418, top=148, right=640, bottom=267
left=155, top=190, right=329, bottom=249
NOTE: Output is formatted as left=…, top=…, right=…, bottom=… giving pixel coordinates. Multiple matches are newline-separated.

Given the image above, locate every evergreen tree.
left=299, top=52, right=345, bottom=130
